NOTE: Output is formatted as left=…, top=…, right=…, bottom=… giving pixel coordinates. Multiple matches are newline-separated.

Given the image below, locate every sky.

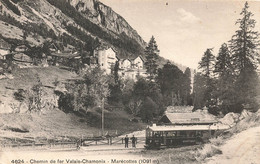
left=99, top=0, right=260, bottom=69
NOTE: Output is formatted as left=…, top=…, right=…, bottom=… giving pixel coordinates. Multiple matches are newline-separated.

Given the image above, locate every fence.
left=1, top=136, right=146, bottom=149
left=1, top=141, right=78, bottom=150
left=82, top=137, right=146, bottom=146
left=1, top=136, right=79, bottom=150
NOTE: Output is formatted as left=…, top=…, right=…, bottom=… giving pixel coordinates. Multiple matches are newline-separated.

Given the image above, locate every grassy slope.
left=137, top=145, right=201, bottom=164
left=0, top=66, right=78, bottom=112
left=0, top=66, right=145, bottom=144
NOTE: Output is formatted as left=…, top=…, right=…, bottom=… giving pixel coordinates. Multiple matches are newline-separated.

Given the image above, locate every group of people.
left=124, top=135, right=137, bottom=148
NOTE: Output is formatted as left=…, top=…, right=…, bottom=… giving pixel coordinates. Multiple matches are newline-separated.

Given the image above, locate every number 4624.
left=11, top=160, right=24, bottom=163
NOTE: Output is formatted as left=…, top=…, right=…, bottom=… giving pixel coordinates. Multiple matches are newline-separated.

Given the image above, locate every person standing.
left=131, top=135, right=136, bottom=148
left=124, top=135, right=129, bottom=148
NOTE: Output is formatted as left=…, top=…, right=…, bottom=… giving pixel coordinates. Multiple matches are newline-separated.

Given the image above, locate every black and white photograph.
left=0, top=0, right=260, bottom=163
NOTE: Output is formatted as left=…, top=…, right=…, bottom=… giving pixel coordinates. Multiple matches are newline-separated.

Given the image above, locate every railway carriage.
left=145, top=111, right=228, bottom=149
left=145, top=124, right=222, bottom=149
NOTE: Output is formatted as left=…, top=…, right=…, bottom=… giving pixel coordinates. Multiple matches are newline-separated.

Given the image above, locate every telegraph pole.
left=101, top=97, right=104, bottom=136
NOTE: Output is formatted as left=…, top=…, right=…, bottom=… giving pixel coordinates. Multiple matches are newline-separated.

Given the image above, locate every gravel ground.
left=205, top=125, right=260, bottom=164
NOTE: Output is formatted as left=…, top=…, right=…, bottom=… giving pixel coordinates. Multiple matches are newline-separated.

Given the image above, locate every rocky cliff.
left=0, top=0, right=145, bottom=56
left=68, top=0, right=145, bottom=46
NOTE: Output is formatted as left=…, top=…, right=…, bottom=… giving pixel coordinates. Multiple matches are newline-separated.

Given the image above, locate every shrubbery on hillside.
left=0, top=13, right=22, bottom=28
left=0, top=14, right=56, bottom=41
left=2, top=0, right=21, bottom=16
left=10, top=0, right=23, bottom=4
left=57, top=67, right=110, bottom=114
left=12, top=74, right=47, bottom=112
left=65, top=24, right=95, bottom=51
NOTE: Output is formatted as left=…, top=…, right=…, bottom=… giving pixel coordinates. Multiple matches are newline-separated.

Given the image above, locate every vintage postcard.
left=0, top=0, right=259, bottom=164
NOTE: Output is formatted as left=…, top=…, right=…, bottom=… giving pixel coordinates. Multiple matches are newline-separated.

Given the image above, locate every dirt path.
left=0, top=130, right=148, bottom=164
left=206, top=126, right=260, bottom=164
left=0, top=142, right=152, bottom=164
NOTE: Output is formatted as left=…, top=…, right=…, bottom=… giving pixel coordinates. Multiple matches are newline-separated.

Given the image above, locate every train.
left=144, top=124, right=226, bottom=149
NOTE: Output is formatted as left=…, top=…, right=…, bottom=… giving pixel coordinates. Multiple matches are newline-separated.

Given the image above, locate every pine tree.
left=198, top=48, right=216, bottom=108
left=229, top=2, right=260, bottom=112
left=193, top=72, right=207, bottom=109
left=183, top=67, right=192, bottom=105
left=229, top=2, right=259, bottom=72
left=114, top=60, right=120, bottom=85
left=199, top=48, right=215, bottom=78
left=214, top=43, right=236, bottom=114
left=145, top=36, right=160, bottom=81
left=215, top=43, right=232, bottom=75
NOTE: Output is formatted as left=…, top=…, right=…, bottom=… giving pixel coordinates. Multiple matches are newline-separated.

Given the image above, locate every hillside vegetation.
left=0, top=66, right=145, bottom=144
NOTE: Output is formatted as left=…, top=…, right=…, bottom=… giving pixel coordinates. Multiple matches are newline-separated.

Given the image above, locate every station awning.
left=147, top=124, right=229, bottom=131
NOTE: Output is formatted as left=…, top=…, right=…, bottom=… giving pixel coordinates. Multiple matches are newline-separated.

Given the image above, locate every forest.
left=193, top=2, right=260, bottom=115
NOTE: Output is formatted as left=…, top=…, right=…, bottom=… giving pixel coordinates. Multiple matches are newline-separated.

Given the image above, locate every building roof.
left=134, top=55, right=145, bottom=62
left=158, top=112, right=217, bottom=124
left=166, top=106, right=193, bottom=113
left=94, top=45, right=117, bottom=52
left=121, top=58, right=131, bottom=62
left=50, top=52, right=81, bottom=58
left=147, top=124, right=228, bottom=131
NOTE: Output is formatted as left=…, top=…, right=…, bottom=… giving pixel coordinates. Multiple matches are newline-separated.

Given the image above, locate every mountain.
left=68, top=0, right=145, bottom=46
left=0, top=0, right=190, bottom=71
left=0, top=0, right=145, bottom=57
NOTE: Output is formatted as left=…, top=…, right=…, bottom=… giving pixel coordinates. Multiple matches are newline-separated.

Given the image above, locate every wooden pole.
left=101, top=97, right=104, bottom=136
left=81, top=135, right=83, bottom=146
left=209, top=126, right=211, bottom=138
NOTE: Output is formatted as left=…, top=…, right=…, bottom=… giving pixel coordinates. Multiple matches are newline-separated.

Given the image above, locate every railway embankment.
left=197, top=109, right=260, bottom=163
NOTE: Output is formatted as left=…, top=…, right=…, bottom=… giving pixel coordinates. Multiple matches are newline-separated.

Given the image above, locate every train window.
left=154, top=132, right=160, bottom=137
left=180, top=131, right=187, bottom=137
left=167, top=131, right=176, bottom=137
left=160, top=132, right=164, bottom=136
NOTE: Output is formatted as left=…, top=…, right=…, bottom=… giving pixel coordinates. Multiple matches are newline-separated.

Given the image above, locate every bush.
left=139, top=97, right=158, bottom=122
left=58, top=93, right=74, bottom=113
left=209, top=136, right=224, bottom=146
left=195, top=144, right=222, bottom=161
left=13, top=89, right=26, bottom=102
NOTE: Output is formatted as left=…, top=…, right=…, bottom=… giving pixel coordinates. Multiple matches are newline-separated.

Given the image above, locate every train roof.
left=147, top=124, right=229, bottom=131
left=158, top=112, right=217, bottom=125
